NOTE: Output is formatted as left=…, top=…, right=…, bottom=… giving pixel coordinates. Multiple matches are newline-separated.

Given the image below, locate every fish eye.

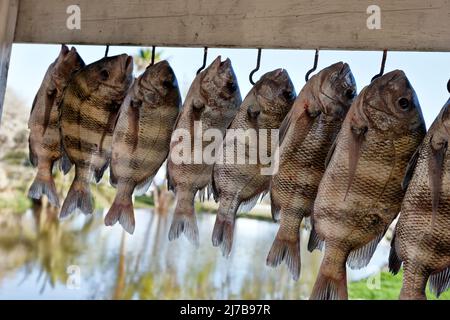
left=163, top=80, right=173, bottom=88
left=345, top=88, right=356, bottom=100
left=283, top=90, right=294, bottom=100
left=398, top=97, right=410, bottom=110
left=100, top=69, right=110, bottom=81
left=227, top=81, right=237, bottom=93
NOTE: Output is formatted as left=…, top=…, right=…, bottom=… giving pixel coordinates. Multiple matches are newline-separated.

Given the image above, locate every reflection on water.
left=0, top=207, right=324, bottom=299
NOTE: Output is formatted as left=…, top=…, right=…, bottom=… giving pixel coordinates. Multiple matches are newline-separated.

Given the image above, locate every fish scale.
left=390, top=99, right=450, bottom=299
left=27, top=45, right=85, bottom=208
left=60, top=54, right=133, bottom=218
left=167, top=56, right=242, bottom=247
left=310, top=70, right=426, bottom=300
left=212, top=68, right=296, bottom=257
left=105, top=60, right=181, bottom=234
left=266, top=62, right=357, bottom=281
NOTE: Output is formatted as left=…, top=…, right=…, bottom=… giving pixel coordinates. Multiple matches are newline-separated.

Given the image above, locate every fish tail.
left=266, top=231, right=300, bottom=281
left=212, top=198, right=239, bottom=257
left=212, top=213, right=235, bottom=257
left=168, top=191, right=199, bottom=247
left=60, top=169, right=93, bottom=218
left=28, top=166, right=60, bottom=208
left=105, top=188, right=135, bottom=234
left=266, top=209, right=302, bottom=280
left=310, top=245, right=348, bottom=300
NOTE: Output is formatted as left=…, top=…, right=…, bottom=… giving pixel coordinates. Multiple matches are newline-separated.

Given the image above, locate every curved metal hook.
left=371, top=49, right=388, bottom=82
left=305, top=49, right=319, bottom=82
left=249, top=48, right=262, bottom=85
left=196, top=47, right=208, bottom=75
left=150, top=46, right=156, bottom=66
left=104, top=45, right=110, bottom=57
left=447, top=79, right=450, bottom=94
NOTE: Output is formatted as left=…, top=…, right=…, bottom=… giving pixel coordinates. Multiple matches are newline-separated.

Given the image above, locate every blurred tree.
left=134, top=48, right=162, bottom=72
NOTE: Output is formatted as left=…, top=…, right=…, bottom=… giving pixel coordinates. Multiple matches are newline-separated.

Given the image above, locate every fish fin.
left=429, top=267, right=450, bottom=298
left=110, top=167, right=118, bottom=188
left=388, top=232, right=402, bottom=275
left=168, top=193, right=199, bottom=247
left=308, top=223, right=324, bottom=252
left=310, top=269, right=348, bottom=300
left=59, top=149, right=73, bottom=174
left=402, top=146, right=421, bottom=191
left=279, top=102, right=315, bottom=146
left=266, top=230, right=301, bottom=281
left=271, top=204, right=280, bottom=222
left=28, top=173, right=60, bottom=208
left=238, top=192, right=262, bottom=214
left=344, top=125, right=367, bottom=201
left=128, top=99, right=142, bottom=152
left=94, top=160, right=109, bottom=183
left=29, top=93, right=38, bottom=117
left=347, top=232, right=384, bottom=269
left=28, top=137, right=38, bottom=167
left=211, top=173, right=219, bottom=202
left=105, top=193, right=135, bottom=234
left=428, top=140, right=447, bottom=225
left=99, top=104, right=120, bottom=153
left=60, top=176, right=94, bottom=218
left=134, top=174, right=154, bottom=196
left=212, top=213, right=235, bottom=257
left=43, top=88, right=57, bottom=134
left=198, top=183, right=213, bottom=202
left=325, top=133, right=339, bottom=169
left=166, top=163, right=174, bottom=192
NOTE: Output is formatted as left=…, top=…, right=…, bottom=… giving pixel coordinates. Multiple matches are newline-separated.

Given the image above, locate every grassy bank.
left=349, top=270, right=450, bottom=300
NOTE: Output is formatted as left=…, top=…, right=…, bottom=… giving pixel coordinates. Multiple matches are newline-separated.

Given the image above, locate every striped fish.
left=266, top=62, right=356, bottom=281
left=105, top=60, right=181, bottom=234
left=59, top=54, right=133, bottom=218
left=212, top=69, right=296, bottom=257
left=389, top=98, right=450, bottom=300
left=309, top=70, right=426, bottom=300
left=167, top=57, right=242, bottom=246
left=28, top=45, right=85, bottom=207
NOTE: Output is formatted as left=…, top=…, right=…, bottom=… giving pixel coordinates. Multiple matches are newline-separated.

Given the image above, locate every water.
left=0, top=207, right=390, bottom=300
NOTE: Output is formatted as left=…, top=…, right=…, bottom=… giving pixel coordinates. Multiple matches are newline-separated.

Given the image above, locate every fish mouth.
left=382, top=69, right=406, bottom=84
left=219, top=58, right=231, bottom=70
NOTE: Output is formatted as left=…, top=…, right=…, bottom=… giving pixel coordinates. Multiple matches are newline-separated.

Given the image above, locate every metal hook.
left=150, top=46, right=156, bottom=66
left=371, top=49, right=388, bottom=82
left=447, top=79, right=450, bottom=94
left=249, top=48, right=262, bottom=85
left=305, top=49, right=319, bottom=82
left=196, top=47, right=208, bottom=75
left=104, top=45, right=110, bottom=57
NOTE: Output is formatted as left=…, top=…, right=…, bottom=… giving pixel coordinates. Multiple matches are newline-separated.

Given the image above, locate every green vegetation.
left=348, top=270, right=450, bottom=300
left=0, top=191, right=31, bottom=213
left=2, top=150, right=29, bottom=165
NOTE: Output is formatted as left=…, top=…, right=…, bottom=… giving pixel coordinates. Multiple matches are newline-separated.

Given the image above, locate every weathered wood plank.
left=13, top=0, right=450, bottom=52
left=0, top=0, right=19, bottom=125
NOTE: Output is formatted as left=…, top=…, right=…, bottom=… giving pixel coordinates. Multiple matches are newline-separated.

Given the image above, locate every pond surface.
left=0, top=207, right=387, bottom=299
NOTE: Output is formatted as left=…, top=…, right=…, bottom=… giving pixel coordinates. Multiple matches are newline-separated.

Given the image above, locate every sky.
left=4, top=44, right=450, bottom=128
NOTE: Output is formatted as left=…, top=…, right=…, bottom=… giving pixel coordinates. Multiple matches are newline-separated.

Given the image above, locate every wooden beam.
left=13, top=0, right=450, bottom=52
left=0, top=0, right=19, bottom=125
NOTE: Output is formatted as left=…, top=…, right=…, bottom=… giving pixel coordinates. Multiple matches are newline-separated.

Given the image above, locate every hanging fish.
left=266, top=62, right=356, bottom=280
left=212, top=69, right=296, bottom=257
left=389, top=98, right=450, bottom=300
left=167, top=57, right=242, bottom=246
left=105, top=60, right=181, bottom=234
left=59, top=54, right=133, bottom=218
left=28, top=45, right=85, bottom=207
left=309, top=70, right=426, bottom=300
